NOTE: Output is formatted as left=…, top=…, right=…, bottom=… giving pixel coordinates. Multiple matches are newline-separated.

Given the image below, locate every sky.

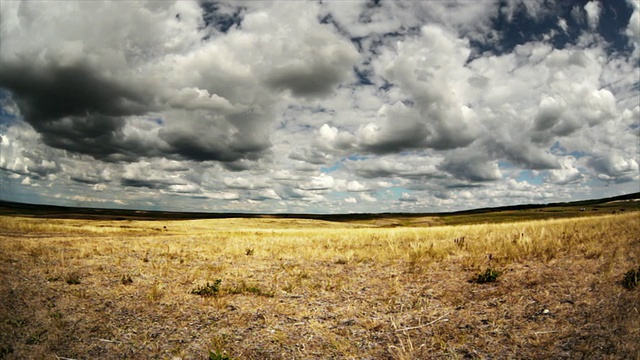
left=0, top=0, right=639, bottom=214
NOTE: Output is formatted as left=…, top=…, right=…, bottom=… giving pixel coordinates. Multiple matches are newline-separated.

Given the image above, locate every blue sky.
left=0, top=0, right=639, bottom=213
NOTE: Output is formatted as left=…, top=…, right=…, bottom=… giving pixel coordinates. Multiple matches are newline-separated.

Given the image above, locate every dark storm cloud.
left=438, top=154, right=501, bottom=182
left=0, top=60, right=272, bottom=163
left=359, top=122, right=430, bottom=154
left=159, top=113, right=272, bottom=163
left=289, top=148, right=332, bottom=165
left=70, top=176, right=101, bottom=185
left=0, top=62, right=148, bottom=121
left=487, top=140, right=560, bottom=171
left=120, top=176, right=188, bottom=189
left=121, top=178, right=168, bottom=189
left=266, top=63, right=350, bottom=98
left=160, top=131, right=252, bottom=162
left=0, top=61, right=151, bottom=159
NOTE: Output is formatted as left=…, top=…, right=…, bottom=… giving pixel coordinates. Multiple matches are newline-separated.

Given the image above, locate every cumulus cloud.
left=347, top=180, right=368, bottom=192
left=344, top=197, right=358, bottom=204
left=589, top=153, right=639, bottom=183
left=359, top=193, right=377, bottom=203
left=546, top=156, right=584, bottom=185
left=584, top=1, right=602, bottom=30
left=439, top=153, right=502, bottom=182
left=626, top=0, right=640, bottom=57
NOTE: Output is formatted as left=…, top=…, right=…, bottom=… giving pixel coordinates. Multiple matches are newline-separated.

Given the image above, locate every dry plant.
left=0, top=212, right=638, bottom=359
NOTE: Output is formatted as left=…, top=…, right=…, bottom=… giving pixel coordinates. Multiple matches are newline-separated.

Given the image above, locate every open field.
left=1, top=210, right=639, bottom=359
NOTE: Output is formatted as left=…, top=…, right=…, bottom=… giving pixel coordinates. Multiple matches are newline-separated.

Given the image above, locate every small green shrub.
left=471, top=268, right=501, bottom=284
left=622, top=267, right=640, bottom=290
left=50, top=311, right=63, bottom=319
left=209, top=349, right=232, bottom=360
left=25, top=330, right=47, bottom=345
left=191, top=279, right=222, bottom=297
left=7, top=318, right=25, bottom=328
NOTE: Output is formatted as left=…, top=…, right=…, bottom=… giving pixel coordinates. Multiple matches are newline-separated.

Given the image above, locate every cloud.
left=345, top=155, right=442, bottom=180
left=252, top=189, right=281, bottom=201
left=588, top=153, right=639, bottom=183
left=346, top=180, right=368, bottom=192
left=0, top=62, right=149, bottom=159
left=584, top=1, right=602, bottom=30
left=626, top=0, right=640, bottom=58
left=121, top=161, right=192, bottom=190
left=546, top=156, right=584, bottom=185
left=344, top=197, right=357, bottom=204
left=558, top=18, right=569, bottom=33
left=0, top=0, right=359, bottom=165
left=369, top=24, right=480, bottom=151
left=438, top=152, right=502, bottom=182
left=298, top=174, right=335, bottom=191
left=359, top=193, right=377, bottom=202
left=399, top=192, right=418, bottom=202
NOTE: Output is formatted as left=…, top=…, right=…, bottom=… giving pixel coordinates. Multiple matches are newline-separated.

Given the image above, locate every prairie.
left=0, top=211, right=638, bottom=359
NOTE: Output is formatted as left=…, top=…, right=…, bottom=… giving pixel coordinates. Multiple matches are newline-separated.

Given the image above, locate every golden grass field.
left=0, top=212, right=638, bottom=359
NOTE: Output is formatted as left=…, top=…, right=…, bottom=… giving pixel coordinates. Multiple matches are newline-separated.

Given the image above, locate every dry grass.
left=0, top=212, right=639, bottom=359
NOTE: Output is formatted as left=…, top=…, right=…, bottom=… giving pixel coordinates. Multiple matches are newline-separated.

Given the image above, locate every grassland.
left=0, top=207, right=639, bottom=359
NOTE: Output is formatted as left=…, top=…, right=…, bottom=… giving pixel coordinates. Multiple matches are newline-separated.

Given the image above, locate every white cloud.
left=626, top=0, right=640, bottom=58
left=347, top=180, right=368, bottom=192
left=584, top=1, right=602, bottom=30
left=558, top=18, right=569, bottom=33
left=546, top=156, right=584, bottom=185
left=299, top=174, right=335, bottom=191
left=344, top=197, right=357, bottom=204
left=359, top=193, right=377, bottom=202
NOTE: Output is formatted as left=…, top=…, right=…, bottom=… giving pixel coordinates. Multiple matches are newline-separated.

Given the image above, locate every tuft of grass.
left=146, top=282, right=165, bottom=302
left=622, top=266, right=640, bottom=290
left=209, top=349, right=232, bottom=360
left=453, top=236, right=466, bottom=249
left=25, top=330, right=47, bottom=345
left=7, top=318, right=26, bottom=328
left=65, top=272, right=82, bottom=285
left=191, top=279, right=222, bottom=297
left=0, top=344, right=14, bottom=358
left=227, top=281, right=273, bottom=297
left=121, top=274, right=133, bottom=285
left=470, top=268, right=501, bottom=284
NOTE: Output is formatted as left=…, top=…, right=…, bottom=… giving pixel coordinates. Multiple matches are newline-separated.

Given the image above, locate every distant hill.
left=0, top=192, right=638, bottom=224
left=446, top=191, right=640, bottom=215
